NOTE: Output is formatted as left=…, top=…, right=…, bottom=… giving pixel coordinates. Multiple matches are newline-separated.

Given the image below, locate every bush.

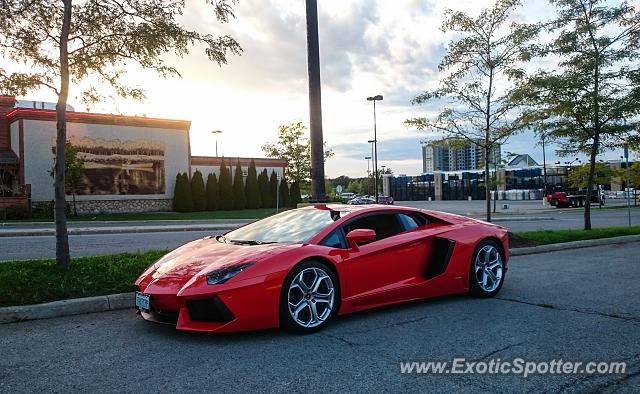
left=191, top=170, right=206, bottom=212
left=1, top=205, right=31, bottom=220
left=173, top=173, right=193, bottom=212
left=269, top=171, right=278, bottom=208
left=245, top=159, right=261, bottom=209
left=205, top=173, right=219, bottom=211
left=232, top=160, right=246, bottom=210
left=218, top=158, right=234, bottom=210
left=259, top=169, right=271, bottom=208
left=289, top=181, right=302, bottom=207
left=278, top=179, right=290, bottom=208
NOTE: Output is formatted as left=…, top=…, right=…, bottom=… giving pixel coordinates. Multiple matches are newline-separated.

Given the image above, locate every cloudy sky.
left=10, top=0, right=624, bottom=177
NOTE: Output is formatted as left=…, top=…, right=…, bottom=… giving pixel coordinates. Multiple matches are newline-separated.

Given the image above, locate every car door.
left=339, top=212, right=433, bottom=307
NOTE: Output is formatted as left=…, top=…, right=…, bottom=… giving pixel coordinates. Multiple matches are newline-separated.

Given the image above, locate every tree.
left=232, top=160, right=246, bottom=210
left=218, top=158, right=234, bottom=210
left=262, top=122, right=333, bottom=184
left=245, top=159, right=261, bottom=209
left=269, top=171, right=278, bottom=208
left=190, top=170, right=206, bottom=212
left=50, top=141, right=85, bottom=217
left=568, top=163, right=616, bottom=190
left=289, top=181, right=302, bottom=207
left=405, top=0, right=538, bottom=222
left=279, top=180, right=290, bottom=208
left=205, top=173, right=219, bottom=211
left=0, top=1, right=241, bottom=268
left=516, top=0, right=640, bottom=230
left=258, top=169, right=272, bottom=208
left=173, top=173, right=193, bottom=213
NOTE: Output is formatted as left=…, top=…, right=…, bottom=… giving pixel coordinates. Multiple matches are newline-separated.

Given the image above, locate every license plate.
left=135, top=292, right=150, bottom=311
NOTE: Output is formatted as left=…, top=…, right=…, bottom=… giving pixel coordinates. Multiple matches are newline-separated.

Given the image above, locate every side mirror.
left=346, top=229, right=376, bottom=251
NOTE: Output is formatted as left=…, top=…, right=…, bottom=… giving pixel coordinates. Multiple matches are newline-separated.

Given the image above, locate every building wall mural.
left=54, top=136, right=166, bottom=195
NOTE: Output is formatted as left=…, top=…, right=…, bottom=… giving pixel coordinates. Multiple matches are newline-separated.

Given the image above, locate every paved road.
left=1, top=243, right=638, bottom=393
left=2, top=206, right=639, bottom=260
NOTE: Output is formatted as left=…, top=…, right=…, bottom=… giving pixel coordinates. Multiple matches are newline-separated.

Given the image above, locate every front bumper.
left=136, top=273, right=284, bottom=332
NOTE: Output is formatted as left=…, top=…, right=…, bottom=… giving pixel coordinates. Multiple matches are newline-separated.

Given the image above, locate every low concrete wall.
left=70, top=198, right=173, bottom=214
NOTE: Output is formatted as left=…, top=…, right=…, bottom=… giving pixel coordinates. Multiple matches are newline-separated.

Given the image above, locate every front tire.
left=280, top=261, right=339, bottom=334
left=469, top=240, right=505, bottom=298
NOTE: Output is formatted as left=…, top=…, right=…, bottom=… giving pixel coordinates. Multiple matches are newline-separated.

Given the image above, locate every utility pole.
left=305, top=0, right=326, bottom=202
left=624, top=143, right=631, bottom=227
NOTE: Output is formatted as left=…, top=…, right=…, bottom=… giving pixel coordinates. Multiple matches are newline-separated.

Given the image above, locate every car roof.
left=299, top=203, right=412, bottom=214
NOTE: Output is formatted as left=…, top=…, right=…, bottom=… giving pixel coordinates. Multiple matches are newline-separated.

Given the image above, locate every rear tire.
left=279, top=260, right=339, bottom=334
left=469, top=240, right=505, bottom=298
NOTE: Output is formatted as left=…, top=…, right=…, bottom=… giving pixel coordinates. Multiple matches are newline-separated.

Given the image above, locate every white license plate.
left=135, top=292, right=150, bottom=311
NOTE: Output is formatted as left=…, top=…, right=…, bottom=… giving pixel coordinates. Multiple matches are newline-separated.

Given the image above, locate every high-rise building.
left=422, top=139, right=501, bottom=172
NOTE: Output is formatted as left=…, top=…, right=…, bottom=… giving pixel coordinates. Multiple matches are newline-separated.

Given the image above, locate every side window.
left=398, top=213, right=419, bottom=231
left=320, top=229, right=346, bottom=249
left=343, top=213, right=404, bottom=243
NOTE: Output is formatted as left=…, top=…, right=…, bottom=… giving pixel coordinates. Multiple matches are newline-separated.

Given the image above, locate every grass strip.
left=0, top=250, right=166, bottom=307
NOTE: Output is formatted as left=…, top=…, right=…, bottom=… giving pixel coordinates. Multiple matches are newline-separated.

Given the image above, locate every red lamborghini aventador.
left=134, top=204, right=509, bottom=333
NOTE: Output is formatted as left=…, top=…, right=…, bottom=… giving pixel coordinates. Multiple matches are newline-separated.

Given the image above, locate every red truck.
left=546, top=187, right=604, bottom=208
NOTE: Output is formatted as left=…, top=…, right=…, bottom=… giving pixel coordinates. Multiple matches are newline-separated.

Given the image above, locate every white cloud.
left=2, top=0, right=619, bottom=178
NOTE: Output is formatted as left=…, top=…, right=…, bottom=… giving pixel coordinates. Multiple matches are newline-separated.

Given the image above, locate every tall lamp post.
left=624, top=144, right=631, bottom=227
left=365, top=156, right=372, bottom=195
left=367, top=139, right=375, bottom=196
left=306, top=0, right=326, bottom=201
left=541, top=133, right=547, bottom=205
left=366, top=95, right=383, bottom=202
left=211, top=130, right=222, bottom=157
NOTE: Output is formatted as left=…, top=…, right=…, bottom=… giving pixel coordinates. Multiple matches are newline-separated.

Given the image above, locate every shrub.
left=173, top=173, right=193, bottom=212
left=269, top=171, right=278, bottom=208
left=218, top=158, right=234, bottom=210
left=232, top=160, right=246, bottom=210
left=278, top=179, right=290, bottom=208
left=289, top=181, right=302, bottom=207
left=259, top=169, right=271, bottom=208
left=191, top=170, right=206, bottom=211
left=205, top=173, right=219, bottom=211
left=245, top=159, right=261, bottom=209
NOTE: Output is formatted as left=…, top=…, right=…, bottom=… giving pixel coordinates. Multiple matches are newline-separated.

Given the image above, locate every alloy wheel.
left=287, top=267, right=335, bottom=328
left=474, top=244, right=503, bottom=293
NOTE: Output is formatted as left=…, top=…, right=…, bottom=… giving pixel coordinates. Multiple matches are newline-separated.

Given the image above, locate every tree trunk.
left=584, top=49, right=601, bottom=230
left=484, top=68, right=493, bottom=223
left=485, top=147, right=491, bottom=222
left=54, top=0, right=73, bottom=269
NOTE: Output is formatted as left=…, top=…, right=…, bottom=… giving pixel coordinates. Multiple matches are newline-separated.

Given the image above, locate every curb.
left=0, top=292, right=134, bottom=324
left=510, top=234, right=640, bottom=256
left=2, top=235, right=639, bottom=325
left=0, top=225, right=240, bottom=238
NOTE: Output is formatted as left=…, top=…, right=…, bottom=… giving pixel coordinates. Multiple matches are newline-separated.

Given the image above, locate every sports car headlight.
left=206, top=262, right=255, bottom=285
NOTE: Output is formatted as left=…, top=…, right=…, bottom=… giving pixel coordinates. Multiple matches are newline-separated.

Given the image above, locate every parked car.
left=377, top=195, right=394, bottom=205
left=348, top=196, right=375, bottom=205
left=135, top=204, right=510, bottom=333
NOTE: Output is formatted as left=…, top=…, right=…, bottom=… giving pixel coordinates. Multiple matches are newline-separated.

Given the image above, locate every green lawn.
left=0, top=251, right=166, bottom=307
left=5, top=208, right=283, bottom=223
left=514, top=225, right=640, bottom=246
left=2, top=225, right=640, bottom=308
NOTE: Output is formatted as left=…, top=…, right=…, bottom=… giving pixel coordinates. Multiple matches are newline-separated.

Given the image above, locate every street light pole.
left=211, top=130, right=222, bottom=157
left=624, top=143, right=631, bottom=227
left=367, top=95, right=383, bottom=202
left=542, top=133, right=547, bottom=205
left=365, top=156, right=371, bottom=195
left=305, top=0, right=326, bottom=202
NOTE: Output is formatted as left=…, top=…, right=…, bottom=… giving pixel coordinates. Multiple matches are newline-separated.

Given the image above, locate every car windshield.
left=224, top=209, right=347, bottom=244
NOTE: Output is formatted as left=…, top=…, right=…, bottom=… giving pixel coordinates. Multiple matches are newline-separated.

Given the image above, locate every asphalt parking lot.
left=1, top=242, right=639, bottom=393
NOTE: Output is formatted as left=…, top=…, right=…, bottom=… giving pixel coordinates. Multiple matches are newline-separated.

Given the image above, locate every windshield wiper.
left=229, top=239, right=277, bottom=245
left=216, top=235, right=229, bottom=244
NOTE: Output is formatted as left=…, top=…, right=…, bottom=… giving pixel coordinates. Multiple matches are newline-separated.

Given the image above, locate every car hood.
left=137, top=237, right=289, bottom=292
